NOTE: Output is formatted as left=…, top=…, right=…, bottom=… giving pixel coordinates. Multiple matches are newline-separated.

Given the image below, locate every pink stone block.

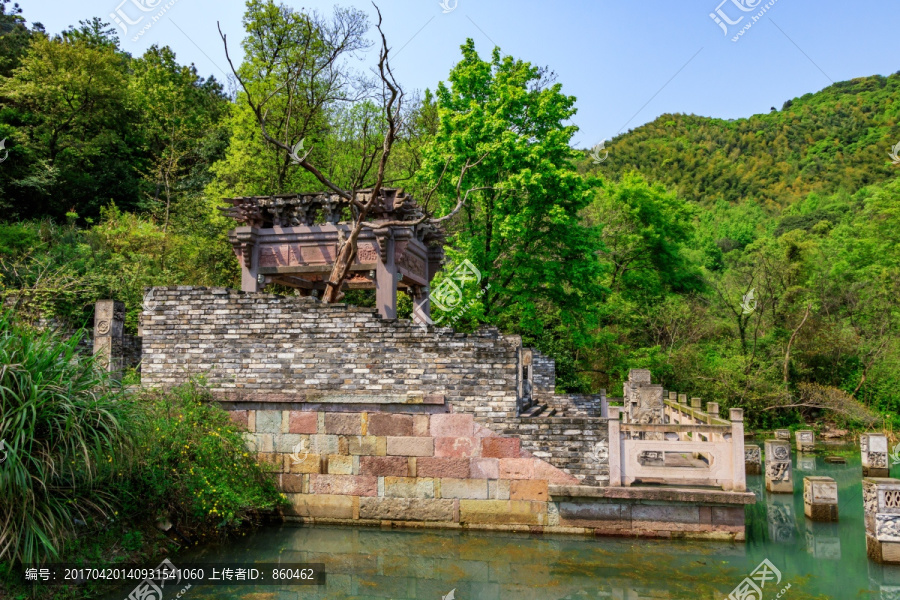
left=386, top=436, right=434, bottom=457
left=430, top=414, right=475, bottom=438
left=412, top=414, right=430, bottom=437
left=359, top=456, right=408, bottom=477
left=470, top=458, right=500, bottom=479
left=434, top=437, right=480, bottom=458
left=309, top=474, right=377, bottom=497
left=324, top=412, right=362, bottom=435
left=499, top=458, right=535, bottom=480
left=481, top=437, right=521, bottom=458
left=474, top=423, right=498, bottom=438
left=368, top=413, right=414, bottom=437
left=417, top=457, right=470, bottom=479
left=533, top=459, right=579, bottom=484
left=228, top=410, right=249, bottom=430
left=288, top=411, right=318, bottom=434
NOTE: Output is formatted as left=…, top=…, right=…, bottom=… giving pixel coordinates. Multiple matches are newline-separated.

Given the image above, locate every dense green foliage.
left=1, top=1, right=897, bottom=431
left=581, top=73, right=900, bottom=209
left=0, top=318, right=283, bottom=575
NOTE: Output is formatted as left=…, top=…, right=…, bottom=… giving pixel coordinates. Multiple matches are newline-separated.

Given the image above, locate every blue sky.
left=19, top=0, right=900, bottom=148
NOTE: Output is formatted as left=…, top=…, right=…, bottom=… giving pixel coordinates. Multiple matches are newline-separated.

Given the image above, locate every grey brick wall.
left=532, top=349, right=556, bottom=398
left=141, top=287, right=520, bottom=419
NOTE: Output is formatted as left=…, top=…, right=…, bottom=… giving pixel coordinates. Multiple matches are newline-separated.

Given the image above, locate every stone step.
left=521, top=403, right=548, bottom=418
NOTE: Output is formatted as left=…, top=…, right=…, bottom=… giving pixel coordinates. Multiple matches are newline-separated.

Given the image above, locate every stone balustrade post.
left=745, top=444, right=762, bottom=475
left=729, top=408, right=746, bottom=492
left=864, top=478, right=900, bottom=563
left=707, top=402, right=720, bottom=420
left=608, top=407, right=622, bottom=487
left=862, top=434, right=890, bottom=478
left=796, top=430, right=815, bottom=453
left=765, top=438, right=793, bottom=493
left=804, top=476, right=838, bottom=521
left=775, top=429, right=791, bottom=441
left=93, top=300, right=125, bottom=379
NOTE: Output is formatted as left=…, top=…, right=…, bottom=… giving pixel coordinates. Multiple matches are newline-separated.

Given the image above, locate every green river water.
left=105, top=444, right=894, bottom=599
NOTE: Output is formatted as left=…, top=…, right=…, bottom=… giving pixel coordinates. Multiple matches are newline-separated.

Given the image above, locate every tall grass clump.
left=0, top=314, right=138, bottom=565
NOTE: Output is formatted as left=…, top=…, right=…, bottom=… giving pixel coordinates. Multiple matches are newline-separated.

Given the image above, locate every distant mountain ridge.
left=580, top=72, right=900, bottom=208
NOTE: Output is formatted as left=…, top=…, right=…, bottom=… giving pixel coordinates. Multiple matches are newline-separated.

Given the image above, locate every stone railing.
left=608, top=407, right=746, bottom=492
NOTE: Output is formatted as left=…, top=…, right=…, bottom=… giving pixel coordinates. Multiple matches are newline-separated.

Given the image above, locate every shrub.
left=0, top=314, right=138, bottom=565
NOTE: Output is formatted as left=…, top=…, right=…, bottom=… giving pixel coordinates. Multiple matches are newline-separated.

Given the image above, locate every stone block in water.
left=745, top=444, right=762, bottom=475
left=862, top=434, right=891, bottom=478
left=864, top=477, right=900, bottom=564
left=775, top=429, right=791, bottom=441
left=765, top=439, right=793, bottom=494
left=803, top=476, right=838, bottom=522
left=796, top=430, right=815, bottom=453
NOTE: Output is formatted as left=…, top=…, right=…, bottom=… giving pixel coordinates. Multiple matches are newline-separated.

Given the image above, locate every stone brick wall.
left=547, top=393, right=606, bottom=417
left=481, top=416, right=610, bottom=486
left=231, top=405, right=749, bottom=540
left=532, top=350, right=556, bottom=398
left=141, top=287, right=519, bottom=419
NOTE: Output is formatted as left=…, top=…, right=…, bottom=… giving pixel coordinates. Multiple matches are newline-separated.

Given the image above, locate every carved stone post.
left=607, top=407, right=622, bottom=487
left=765, top=439, right=793, bottom=493
left=94, top=300, right=124, bottom=378
left=375, top=229, right=398, bottom=319
left=730, top=408, right=746, bottom=492
left=745, top=444, right=762, bottom=475
left=862, top=434, right=890, bottom=478
left=864, top=478, right=900, bottom=563
left=232, top=227, right=260, bottom=292
left=804, top=476, right=838, bottom=521
left=411, top=285, right=431, bottom=326
left=775, top=429, right=791, bottom=441
left=796, top=430, right=815, bottom=453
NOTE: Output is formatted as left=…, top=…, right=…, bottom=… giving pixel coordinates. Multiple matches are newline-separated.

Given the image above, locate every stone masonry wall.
left=548, top=393, right=606, bottom=417
left=532, top=350, right=556, bottom=398
left=141, top=287, right=519, bottom=419
left=481, top=416, right=610, bottom=486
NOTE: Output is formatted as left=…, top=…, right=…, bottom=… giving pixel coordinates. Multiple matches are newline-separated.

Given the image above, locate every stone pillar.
left=232, top=227, right=260, bottom=293
left=93, top=300, right=125, bottom=378
left=796, top=430, right=815, bottom=453
left=668, top=391, right=677, bottom=401
left=862, top=434, right=891, bottom=478
left=804, top=476, right=838, bottom=521
left=765, top=439, right=793, bottom=493
left=690, top=397, right=701, bottom=410
left=707, top=402, right=720, bottom=419
left=864, top=478, right=900, bottom=564
left=775, top=429, right=791, bottom=441
left=607, top=407, right=622, bottom=487
left=375, top=230, right=398, bottom=319
left=411, top=285, right=431, bottom=326
left=730, top=408, right=746, bottom=492
left=679, top=393, right=688, bottom=405
left=745, top=444, right=762, bottom=475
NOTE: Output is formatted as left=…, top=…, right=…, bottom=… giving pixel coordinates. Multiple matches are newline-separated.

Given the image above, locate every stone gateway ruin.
left=121, top=188, right=756, bottom=540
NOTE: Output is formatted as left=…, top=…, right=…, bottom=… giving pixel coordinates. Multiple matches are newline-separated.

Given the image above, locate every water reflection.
left=104, top=444, right=886, bottom=600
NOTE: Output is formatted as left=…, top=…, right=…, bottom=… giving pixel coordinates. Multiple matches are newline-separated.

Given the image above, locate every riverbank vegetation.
left=1, top=0, right=898, bottom=436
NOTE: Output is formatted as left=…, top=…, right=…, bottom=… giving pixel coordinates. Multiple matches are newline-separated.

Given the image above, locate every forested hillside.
left=580, top=74, right=900, bottom=209
left=1, top=0, right=899, bottom=431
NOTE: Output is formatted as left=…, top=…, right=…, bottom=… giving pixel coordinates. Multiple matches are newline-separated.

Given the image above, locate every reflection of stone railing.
left=608, top=406, right=746, bottom=492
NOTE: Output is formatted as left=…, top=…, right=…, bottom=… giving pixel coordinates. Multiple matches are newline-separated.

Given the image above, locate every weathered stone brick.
left=309, top=474, right=377, bottom=497
left=327, top=454, right=354, bottom=475
left=481, top=437, right=521, bottom=458
left=284, top=453, right=321, bottom=474
left=386, top=436, right=434, bottom=457
left=434, top=437, right=480, bottom=458
left=288, top=411, right=318, bottom=434
left=368, top=413, right=414, bottom=437
left=510, top=480, right=548, bottom=502
left=499, top=458, right=535, bottom=480
left=256, top=410, right=283, bottom=434
left=417, top=457, right=470, bottom=479
left=325, top=413, right=363, bottom=435
left=348, top=436, right=382, bottom=456
left=282, top=474, right=305, bottom=493
left=285, top=493, right=353, bottom=519
left=439, top=478, right=490, bottom=500
left=309, top=434, right=340, bottom=455
left=228, top=410, right=249, bottom=429
left=359, top=456, right=408, bottom=477
left=274, top=433, right=306, bottom=453
left=359, top=497, right=454, bottom=521
left=383, top=476, right=435, bottom=499
left=470, top=458, right=500, bottom=479
left=459, top=500, right=545, bottom=525
left=533, top=459, right=579, bottom=484
left=430, top=414, right=474, bottom=437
